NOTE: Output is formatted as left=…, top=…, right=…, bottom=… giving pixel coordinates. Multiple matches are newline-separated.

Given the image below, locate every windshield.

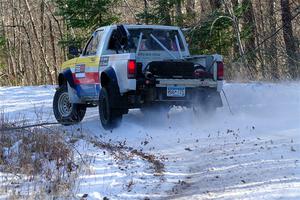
left=128, top=29, right=185, bottom=52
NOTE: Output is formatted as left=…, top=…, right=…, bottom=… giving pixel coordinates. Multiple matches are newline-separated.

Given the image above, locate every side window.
left=108, top=30, right=118, bottom=51
left=83, top=31, right=103, bottom=56
left=106, top=29, right=132, bottom=54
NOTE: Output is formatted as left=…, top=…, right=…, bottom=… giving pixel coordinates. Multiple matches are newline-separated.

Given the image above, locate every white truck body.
left=66, top=25, right=223, bottom=95
left=54, top=24, right=224, bottom=129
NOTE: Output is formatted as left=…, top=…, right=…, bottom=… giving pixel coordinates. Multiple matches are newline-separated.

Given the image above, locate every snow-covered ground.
left=0, top=82, right=300, bottom=199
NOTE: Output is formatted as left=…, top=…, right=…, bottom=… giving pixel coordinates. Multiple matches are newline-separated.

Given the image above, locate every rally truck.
left=53, top=24, right=224, bottom=130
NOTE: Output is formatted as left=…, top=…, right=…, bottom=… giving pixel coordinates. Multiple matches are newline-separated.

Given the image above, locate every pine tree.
left=54, top=0, right=118, bottom=51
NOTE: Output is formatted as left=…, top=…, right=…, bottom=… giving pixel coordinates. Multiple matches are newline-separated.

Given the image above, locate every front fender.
left=59, top=69, right=75, bottom=89
left=58, top=69, right=81, bottom=103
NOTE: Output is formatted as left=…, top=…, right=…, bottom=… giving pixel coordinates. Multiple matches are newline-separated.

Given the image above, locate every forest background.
left=0, top=0, right=299, bottom=86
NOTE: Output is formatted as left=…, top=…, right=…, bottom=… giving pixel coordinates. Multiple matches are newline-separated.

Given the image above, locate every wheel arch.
left=58, top=73, right=67, bottom=87
left=100, top=67, right=119, bottom=90
left=100, top=67, right=127, bottom=110
left=58, top=68, right=75, bottom=88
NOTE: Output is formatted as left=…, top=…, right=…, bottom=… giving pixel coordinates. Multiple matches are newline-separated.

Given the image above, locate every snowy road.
left=0, top=82, right=300, bottom=199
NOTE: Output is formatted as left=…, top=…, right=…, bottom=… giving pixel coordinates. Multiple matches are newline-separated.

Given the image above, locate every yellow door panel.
left=74, top=56, right=100, bottom=98
left=61, top=57, right=78, bottom=71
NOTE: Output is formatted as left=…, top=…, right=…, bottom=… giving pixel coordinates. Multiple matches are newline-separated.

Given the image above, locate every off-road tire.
left=53, top=86, right=86, bottom=125
left=99, top=87, right=123, bottom=130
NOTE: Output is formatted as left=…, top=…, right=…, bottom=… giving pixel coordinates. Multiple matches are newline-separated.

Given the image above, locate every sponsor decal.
left=138, top=52, right=161, bottom=57
left=75, top=73, right=85, bottom=78
left=75, top=64, right=85, bottom=73
left=100, top=56, right=109, bottom=67
left=90, top=57, right=96, bottom=62
left=75, top=64, right=86, bottom=78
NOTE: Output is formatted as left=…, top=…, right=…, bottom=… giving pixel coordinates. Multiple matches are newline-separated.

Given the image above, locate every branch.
left=238, top=10, right=300, bottom=60
left=123, top=0, right=139, bottom=22
left=0, top=122, right=59, bottom=132
left=2, top=24, right=25, bottom=28
left=209, top=15, right=233, bottom=36
left=255, top=11, right=300, bottom=51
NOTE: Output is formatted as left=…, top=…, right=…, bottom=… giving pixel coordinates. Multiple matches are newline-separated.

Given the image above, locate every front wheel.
left=53, top=86, right=86, bottom=125
left=99, top=87, right=123, bottom=130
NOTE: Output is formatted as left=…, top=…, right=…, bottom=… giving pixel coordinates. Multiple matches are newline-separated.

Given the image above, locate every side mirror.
left=68, top=46, right=82, bottom=57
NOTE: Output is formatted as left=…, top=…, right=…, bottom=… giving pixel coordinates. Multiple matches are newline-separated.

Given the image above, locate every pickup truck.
left=53, top=24, right=223, bottom=129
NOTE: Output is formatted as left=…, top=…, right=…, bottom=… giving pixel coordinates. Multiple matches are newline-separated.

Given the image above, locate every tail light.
left=194, top=68, right=213, bottom=79
left=194, top=68, right=205, bottom=77
left=127, top=60, right=136, bottom=79
left=217, top=62, right=224, bottom=80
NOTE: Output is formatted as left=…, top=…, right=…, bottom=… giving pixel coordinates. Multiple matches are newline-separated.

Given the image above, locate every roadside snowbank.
left=0, top=82, right=299, bottom=199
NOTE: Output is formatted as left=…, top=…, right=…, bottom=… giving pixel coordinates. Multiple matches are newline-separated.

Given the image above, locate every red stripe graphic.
left=72, top=72, right=99, bottom=85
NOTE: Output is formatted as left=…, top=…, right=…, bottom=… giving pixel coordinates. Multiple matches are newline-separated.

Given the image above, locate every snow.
left=0, top=82, right=300, bottom=199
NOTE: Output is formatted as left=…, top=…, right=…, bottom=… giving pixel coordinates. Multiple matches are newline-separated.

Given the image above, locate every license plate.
left=167, top=86, right=185, bottom=97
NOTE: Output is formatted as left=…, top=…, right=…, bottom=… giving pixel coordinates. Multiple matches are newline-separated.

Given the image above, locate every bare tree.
left=23, top=0, right=54, bottom=84
left=186, top=0, right=195, bottom=14
left=209, top=0, right=222, bottom=10
left=267, top=0, right=279, bottom=79
left=280, top=0, right=299, bottom=78
left=0, top=0, right=299, bottom=85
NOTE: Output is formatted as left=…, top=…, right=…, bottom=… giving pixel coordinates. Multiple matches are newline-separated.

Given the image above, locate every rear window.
left=128, top=29, right=185, bottom=51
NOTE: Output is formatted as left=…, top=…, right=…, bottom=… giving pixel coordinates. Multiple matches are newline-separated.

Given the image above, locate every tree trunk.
left=40, top=0, right=46, bottom=52
left=209, top=0, right=222, bottom=10
left=242, top=0, right=257, bottom=76
left=242, top=0, right=256, bottom=54
left=224, top=0, right=244, bottom=57
left=23, top=0, right=54, bottom=84
left=11, top=0, right=17, bottom=78
left=24, top=25, right=38, bottom=85
left=44, top=1, right=66, bottom=62
left=268, top=0, right=278, bottom=79
left=49, top=16, right=58, bottom=83
left=231, top=0, right=239, bottom=58
left=280, top=0, right=299, bottom=78
left=175, top=0, right=183, bottom=25
left=143, top=0, right=149, bottom=24
left=186, top=0, right=195, bottom=14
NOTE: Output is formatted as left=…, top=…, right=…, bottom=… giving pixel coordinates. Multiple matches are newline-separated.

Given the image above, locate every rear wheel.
left=53, top=86, right=86, bottom=125
left=99, top=87, right=123, bottom=130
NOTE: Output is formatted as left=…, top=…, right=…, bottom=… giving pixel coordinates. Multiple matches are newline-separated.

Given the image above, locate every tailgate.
left=155, top=78, right=218, bottom=88
left=146, top=60, right=213, bottom=79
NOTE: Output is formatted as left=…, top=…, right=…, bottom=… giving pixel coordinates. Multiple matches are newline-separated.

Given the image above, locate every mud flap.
left=67, top=82, right=81, bottom=104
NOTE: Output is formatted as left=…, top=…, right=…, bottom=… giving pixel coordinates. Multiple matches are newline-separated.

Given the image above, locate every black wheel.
left=53, top=86, right=86, bottom=125
left=99, top=87, right=123, bottom=130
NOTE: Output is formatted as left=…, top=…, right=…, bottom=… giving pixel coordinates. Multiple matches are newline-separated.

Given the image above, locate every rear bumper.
left=156, top=78, right=218, bottom=88
left=156, top=78, right=223, bottom=93
left=148, top=87, right=222, bottom=106
left=127, top=78, right=223, bottom=108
